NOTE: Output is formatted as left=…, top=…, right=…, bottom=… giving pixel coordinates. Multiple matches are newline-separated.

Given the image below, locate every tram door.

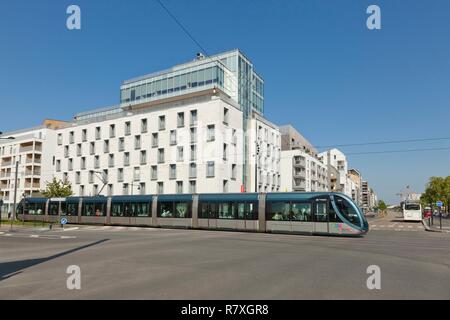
left=313, top=198, right=329, bottom=234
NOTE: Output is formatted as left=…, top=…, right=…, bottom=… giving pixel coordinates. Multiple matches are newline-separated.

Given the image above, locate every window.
left=140, top=150, right=147, bottom=165
left=190, top=145, right=197, bottom=161
left=81, top=157, right=86, bottom=170
left=111, top=201, right=151, bottom=217
left=76, top=144, right=82, bottom=156
left=89, top=171, right=94, bottom=184
left=141, top=119, right=148, bottom=133
left=188, top=163, right=197, bottom=179
left=57, top=134, right=63, bottom=145
left=90, top=142, right=95, bottom=155
left=223, top=180, right=228, bottom=193
left=177, top=112, right=185, bottom=127
left=157, top=182, right=164, bottom=194
left=231, top=164, right=237, bottom=180
left=118, top=137, right=125, bottom=151
left=334, top=195, right=361, bottom=226
left=107, top=184, right=113, bottom=196
left=177, top=146, right=184, bottom=162
left=124, top=152, right=130, bottom=166
left=135, top=135, right=141, bottom=149
left=206, top=161, right=215, bottom=177
left=159, top=115, right=165, bottom=130
left=69, top=131, right=75, bottom=144
left=64, top=145, right=69, bottom=158
left=56, top=160, right=61, bottom=172
left=151, top=165, right=157, bottom=180
left=232, top=129, right=237, bottom=145
left=152, top=133, right=158, bottom=148
left=158, top=148, right=165, bottom=163
left=79, top=185, right=85, bottom=197
left=123, top=183, right=129, bottom=195
left=118, top=168, right=124, bottom=182
left=109, top=124, right=116, bottom=138
left=291, top=203, right=312, bottom=222
left=267, top=202, right=290, bottom=221
left=82, top=201, right=106, bottom=216
left=189, top=180, right=196, bottom=193
left=223, top=143, right=227, bottom=161
left=223, top=108, right=229, bottom=124
left=190, top=110, right=197, bottom=126
left=94, top=156, right=100, bottom=169
left=170, top=130, right=177, bottom=145
left=95, top=127, right=101, bottom=140
left=134, top=167, right=140, bottom=181
left=190, top=127, right=197, bottom=143
left=82, top=129, right=87, bottom=142
left=104, top=140, right=109, bottom=153
left=158, top=201, right=191, bottom=218
left=176, top=181, right=183, bottom=194
left=109, top=154, right=114, bottom=167
left=68, top=158, right=73, bottom=171
left=199, top=202, right=257, bottom=220
left=207, top=125, right=215, bottom=141
left=125, top=122, right=131, bottom=135
left=170, top=164, right=176, bottom=179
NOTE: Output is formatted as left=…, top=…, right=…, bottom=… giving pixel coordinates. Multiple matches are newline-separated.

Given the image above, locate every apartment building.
left=0, top=121, right=64, bottom=214
left=53, top=91, right=244, bottom=196
left=318, top=148, right=352, bottom=197
left=248, top=113, right=281, bottom=192
left=361, top=180, right=378, bottom=209
left=348, top=168, right=362, bottom=206
left=279, top=125, right=327, bottom=192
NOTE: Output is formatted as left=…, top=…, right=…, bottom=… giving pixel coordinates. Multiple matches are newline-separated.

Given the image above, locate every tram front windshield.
left=334, top=195, right=362, bottom=227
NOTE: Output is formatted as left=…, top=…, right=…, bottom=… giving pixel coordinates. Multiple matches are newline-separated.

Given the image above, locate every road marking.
left=63, top=227, right=79, bottom=231
left=29, top=235, right=39, bottom=238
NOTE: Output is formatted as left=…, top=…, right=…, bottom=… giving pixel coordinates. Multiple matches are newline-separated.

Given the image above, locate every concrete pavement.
left=1, top=221, right=449, bottom=300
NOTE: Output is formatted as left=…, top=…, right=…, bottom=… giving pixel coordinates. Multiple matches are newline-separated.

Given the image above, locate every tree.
left=421, top=176, right=450, bottom=213
left=41, top=178, right=73, bottom=198
left=377, top=200, right=387, bottom=211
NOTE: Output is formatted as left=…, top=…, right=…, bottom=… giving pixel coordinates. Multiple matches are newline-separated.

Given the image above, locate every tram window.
left=67, top=203, right=78, bottom=216
left=200, top=203, right=217, bottom=219
left=94, top=203, right=105, bottom=216
left=60, top=203, right=67, bottom=215
left=237, top=202, right=258, bottom=220
left=49, top=202, right=59, bottom=216
left=218, top=202, right=234, bottom=219
left=83, top=203, right=95, bottom=216
left=27, top=203, right=45, bottom=215
left=334, top=195, right=361, bottom=226
left=175, top=202, right=189, bottom=218
left=132, top=202, right=151, bottom=217
left=111, top=203, right=124, bottom=217
left=328, top=201, right=340, bottom=222
left=267, top=202, right=290, bottom=221
left=315, top=202, right=328, bottom=222
left=158, top=202, right=174, bottom=218
left=291, top=203, right=312, bottom=222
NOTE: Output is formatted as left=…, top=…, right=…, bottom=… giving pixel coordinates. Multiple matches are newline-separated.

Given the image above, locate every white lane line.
left=0, top=232, right=4, bottom=235
left=29, top=235, right=39, bottom=238
left=407, top=225, right=413, bottom=228
left=62, top=227, right=79, bottom=231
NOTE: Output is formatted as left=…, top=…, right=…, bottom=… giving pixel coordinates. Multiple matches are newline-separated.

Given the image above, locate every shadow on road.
left=0, top=239, right=109, bottom=281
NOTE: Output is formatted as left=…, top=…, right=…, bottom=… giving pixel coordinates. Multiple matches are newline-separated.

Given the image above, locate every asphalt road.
left=1, top=215, right=449, bottom=299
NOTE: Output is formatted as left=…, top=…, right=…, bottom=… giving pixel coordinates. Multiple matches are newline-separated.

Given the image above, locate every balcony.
left=0, top=172, right=11, bottom=179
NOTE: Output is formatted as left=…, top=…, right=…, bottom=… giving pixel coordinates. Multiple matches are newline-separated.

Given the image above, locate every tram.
left=16, top=192, right=369, bottom=236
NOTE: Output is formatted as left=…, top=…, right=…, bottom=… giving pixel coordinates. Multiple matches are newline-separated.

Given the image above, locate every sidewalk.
left=422, top=215, right=450, bottom=233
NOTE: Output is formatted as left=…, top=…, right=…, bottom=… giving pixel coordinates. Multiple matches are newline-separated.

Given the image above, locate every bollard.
left=49, top=223, right=53, bottom=231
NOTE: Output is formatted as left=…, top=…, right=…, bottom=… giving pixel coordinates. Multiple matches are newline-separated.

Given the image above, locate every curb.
left=422, top=219, right=443, bottom=233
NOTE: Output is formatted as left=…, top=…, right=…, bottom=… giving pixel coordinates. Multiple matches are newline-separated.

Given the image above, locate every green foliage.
left=41, top=178, right=73, bottom=198
left=421, top=176, right=450, bottom=212
left=377, top=200, right=387, bottom=211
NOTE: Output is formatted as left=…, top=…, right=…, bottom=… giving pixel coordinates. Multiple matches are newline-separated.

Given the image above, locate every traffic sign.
left=60, top=217, right=68, bottom=225
left=436, top=201, right=443, bottom=207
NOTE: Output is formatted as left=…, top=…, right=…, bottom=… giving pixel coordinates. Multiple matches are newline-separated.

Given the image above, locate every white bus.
left=402, top=201, right=422, bottom=221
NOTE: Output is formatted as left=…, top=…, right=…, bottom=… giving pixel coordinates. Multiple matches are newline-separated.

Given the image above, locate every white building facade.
left=318, top=148, right=352, bottom=197
left=280, top=149, right=328, bottom=192
left=0, top=125, right=58, bottom=215
left=53, top=91, right=245, bottom=196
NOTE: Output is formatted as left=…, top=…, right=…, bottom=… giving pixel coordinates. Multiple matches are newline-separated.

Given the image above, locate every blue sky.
left=1, top=0, right=449, bottom=203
